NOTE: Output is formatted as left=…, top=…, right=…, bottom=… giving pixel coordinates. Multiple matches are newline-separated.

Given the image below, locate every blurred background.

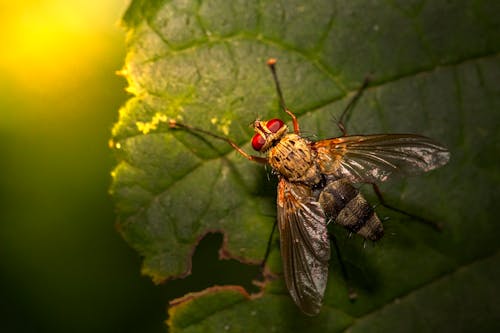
left=0, top=1, right=137, bottom=331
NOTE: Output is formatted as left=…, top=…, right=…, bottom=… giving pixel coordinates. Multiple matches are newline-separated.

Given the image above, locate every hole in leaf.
left=157, top=233, right=262, bottom=301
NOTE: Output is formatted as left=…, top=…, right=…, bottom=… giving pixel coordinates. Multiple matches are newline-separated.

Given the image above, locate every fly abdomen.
left=338, top=195, right=383, bottom=241
left=317, top=178, right=357, bottom=217
left=318, top=179, right=383, bottom=241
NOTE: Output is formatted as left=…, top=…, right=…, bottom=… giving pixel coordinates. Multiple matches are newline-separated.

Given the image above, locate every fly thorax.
left=268, top=134, right=321, bottom=184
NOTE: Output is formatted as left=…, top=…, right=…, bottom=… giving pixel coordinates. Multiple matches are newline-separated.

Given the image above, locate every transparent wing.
left=313, top=134, right=450, bottom=183
left=277, top=179, right=330, bottom=316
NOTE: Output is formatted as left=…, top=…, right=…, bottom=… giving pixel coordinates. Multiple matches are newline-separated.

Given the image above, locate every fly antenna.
left=267, top=58, right=300, bottom=134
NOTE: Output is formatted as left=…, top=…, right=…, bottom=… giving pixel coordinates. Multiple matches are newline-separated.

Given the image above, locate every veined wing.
left=313, top=134, right=450, bottom=183
left=277, top=179, right=330, bottom=316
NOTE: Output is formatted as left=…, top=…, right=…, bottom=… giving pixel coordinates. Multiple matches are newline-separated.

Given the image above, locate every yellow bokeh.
left=0, top=0, right=126, bottom=93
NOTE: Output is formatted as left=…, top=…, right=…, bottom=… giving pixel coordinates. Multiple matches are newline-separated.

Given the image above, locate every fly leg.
left=169, top=120, right=268, bottom=164
left=337, top=77, right=371, bottom=136
left=329, top=232, right=357, bottom=301
left=371, top=183, right=443, bottom=231
left=267, top=59, right=300, bottom=134
left=260, top=220, right=278, bottom=273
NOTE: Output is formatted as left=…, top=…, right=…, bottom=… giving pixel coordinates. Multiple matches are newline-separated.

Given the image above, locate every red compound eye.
left=251, top=133, right=266, bottom=151
left=266, top=118, right=284, bottom=133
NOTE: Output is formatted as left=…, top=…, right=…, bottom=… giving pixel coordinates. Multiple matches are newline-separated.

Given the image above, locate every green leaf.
left=110, top=0, right=500, bottom=331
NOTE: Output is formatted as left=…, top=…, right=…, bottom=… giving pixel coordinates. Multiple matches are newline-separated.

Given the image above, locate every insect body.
left=170, top=59, right=450, bottom=316
left=250, top=115, right=448, bottom=314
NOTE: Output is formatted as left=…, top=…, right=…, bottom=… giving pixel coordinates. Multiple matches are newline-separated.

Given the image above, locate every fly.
left=169, top=59, right=450, bottom=315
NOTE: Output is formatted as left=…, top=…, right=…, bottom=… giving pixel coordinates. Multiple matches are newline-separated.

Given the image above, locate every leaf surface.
left=111, top=0, right=500, bottom=331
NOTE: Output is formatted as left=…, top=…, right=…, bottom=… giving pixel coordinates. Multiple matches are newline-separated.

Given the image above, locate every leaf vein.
left=341, top=249, right=500, bottom=331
